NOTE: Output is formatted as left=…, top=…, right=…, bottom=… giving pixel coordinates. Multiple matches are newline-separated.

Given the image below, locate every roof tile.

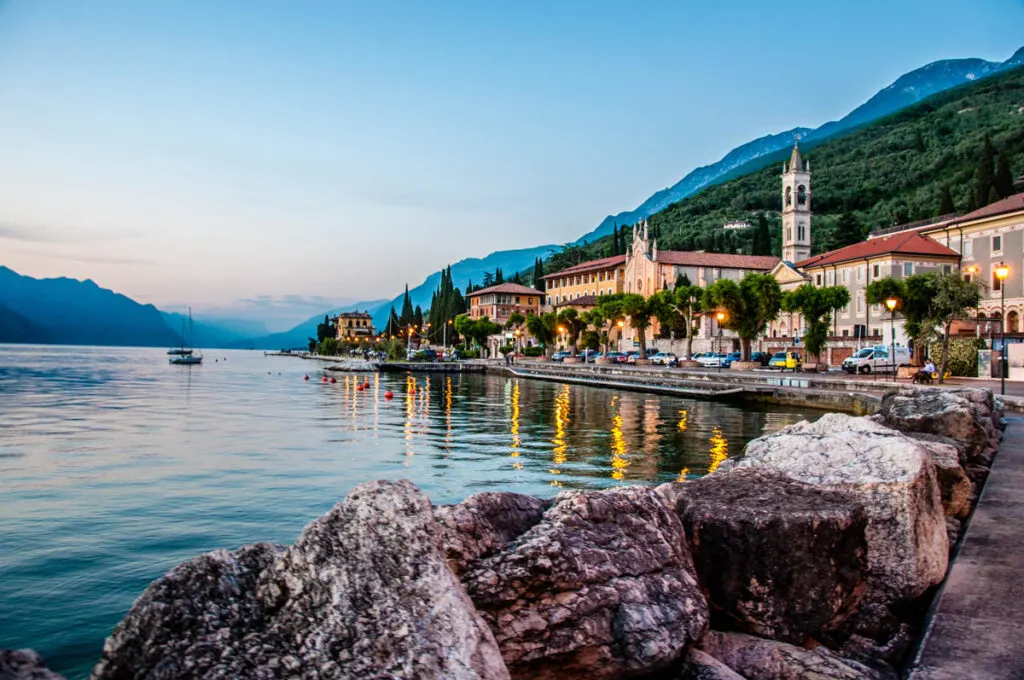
left=796, top=231, right=959, bottom=269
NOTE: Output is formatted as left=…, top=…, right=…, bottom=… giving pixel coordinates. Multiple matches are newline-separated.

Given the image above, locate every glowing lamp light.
left=885, top=298, right=898, bottom=312
left=617, top=319, right=624, bottom=328
left=716, top=311, right=726, bottom=323
left=996, top=264, right=1010, bottom=281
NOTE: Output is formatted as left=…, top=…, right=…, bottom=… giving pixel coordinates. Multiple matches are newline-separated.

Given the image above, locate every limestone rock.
left=435, top=492, right=549, bottom=575
left=658, top=468, right=868, bottom=643
left=0, top=650, right=65, bottom=680
left=93, top=480, right=509, bottom=680
left=699, top=631, right=897, bottom=680
left=914, top=437, right=972, bottom=519
left=738, top=413, right=947, bottom=602
left=677, top=648, right=746, bottom=679
left=462, top=486, right=709, bottom=679
left=878, top=388, right=1001, bottom=456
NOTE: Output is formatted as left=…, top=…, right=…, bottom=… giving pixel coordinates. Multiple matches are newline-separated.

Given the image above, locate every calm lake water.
left=0, top=345, right=817, bottom=678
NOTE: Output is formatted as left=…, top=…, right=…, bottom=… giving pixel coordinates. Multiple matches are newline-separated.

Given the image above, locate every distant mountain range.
left=370, top=45, right=1024, bottom=327
left=3, top=46, right=1022, bottom=346
left=0, top=266, right=180, bottom=347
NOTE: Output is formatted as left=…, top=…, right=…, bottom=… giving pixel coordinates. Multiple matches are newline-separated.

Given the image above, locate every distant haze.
left=0, top=0, right=1021, bottom=312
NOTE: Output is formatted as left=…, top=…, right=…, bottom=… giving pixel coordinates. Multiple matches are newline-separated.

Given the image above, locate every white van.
left=841, top=345, right=911, bottom=375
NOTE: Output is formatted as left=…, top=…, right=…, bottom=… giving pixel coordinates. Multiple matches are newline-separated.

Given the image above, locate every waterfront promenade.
left=909, top=416, right=1024, bottom=679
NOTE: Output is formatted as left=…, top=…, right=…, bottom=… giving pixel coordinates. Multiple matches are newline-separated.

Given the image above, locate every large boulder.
left=698, top=631, right=897, bottom=680
left=435, top=492, right=549, bottom=576
left=738, top=414, right=947, bottom=602
left=878, top=389, right=1001, bottom=456
left=461, top=486, right=709, bottom=679
left=657, top=468, right=869, bottom=644
left=0, top=650, right=65, bottom=680
left=677, top=649, right=746, bottom=679
left=93, top=480, right=509, bottom=680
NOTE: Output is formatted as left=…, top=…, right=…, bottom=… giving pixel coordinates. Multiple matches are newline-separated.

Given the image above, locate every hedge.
left=929, top=337, right=987, bottom=377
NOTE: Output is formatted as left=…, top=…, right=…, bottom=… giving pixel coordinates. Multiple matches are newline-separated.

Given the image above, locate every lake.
left=0, top=345, right=816, bottom=678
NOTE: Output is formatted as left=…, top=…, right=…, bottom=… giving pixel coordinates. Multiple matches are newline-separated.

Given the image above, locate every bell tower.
left=781, top=142, right=811, bottom=263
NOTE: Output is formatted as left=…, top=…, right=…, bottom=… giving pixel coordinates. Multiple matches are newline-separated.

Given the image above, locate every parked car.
left=720, top=351, right=742, bottom=368
left=577, top=349, right=600, bottom=362
left=625, top=351, right=641, bottom=364
left=697, top=353, right=727, bottom=368
left=769, top=351, right=802, bottom=371
left=406, top=348, right=437, bottom=362
left=841, top=345, right=910, bottom=374
left=651, top=352, right=678, bottom=366
left=603, top=352, right=625, bottom=362
left=551, top=351, right=573, bottom=362
left=615, top=352, right=632, bottom=364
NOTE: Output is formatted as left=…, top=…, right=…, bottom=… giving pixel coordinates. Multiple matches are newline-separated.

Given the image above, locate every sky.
left=0, top=0, right=1021, bottom=328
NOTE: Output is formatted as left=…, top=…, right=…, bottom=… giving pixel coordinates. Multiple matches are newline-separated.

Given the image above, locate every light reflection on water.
left=0, top=345, right=817, bottom=678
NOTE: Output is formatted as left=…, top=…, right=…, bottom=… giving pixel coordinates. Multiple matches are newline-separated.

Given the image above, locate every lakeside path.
left=908, top=416, right=1024, bottom=679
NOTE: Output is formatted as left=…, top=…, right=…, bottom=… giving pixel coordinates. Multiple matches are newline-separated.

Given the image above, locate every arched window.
left=785, top=186, right=792, bottom=206
left=786, top=227, right=793, bottom=242
left=798, top=223, right=806, bottom=241
left=637, top=278, right=643, bottom=292
left=1009, top=310, right=1020, bottom=333
left=797, top=185, right=807, bottom=206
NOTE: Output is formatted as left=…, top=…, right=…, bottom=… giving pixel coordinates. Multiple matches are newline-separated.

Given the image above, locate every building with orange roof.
left=541, top=254, right=626, bottom=308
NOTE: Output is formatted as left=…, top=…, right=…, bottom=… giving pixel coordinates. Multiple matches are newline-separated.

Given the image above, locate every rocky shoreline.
left=3, top=389, right=1003, bottom=680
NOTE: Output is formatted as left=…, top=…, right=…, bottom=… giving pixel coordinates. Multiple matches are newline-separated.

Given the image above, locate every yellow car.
left=769, top=351, right=802, bottom=371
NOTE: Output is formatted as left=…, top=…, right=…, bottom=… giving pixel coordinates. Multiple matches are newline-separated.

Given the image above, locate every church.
left=769, top=144, right=961, bottom=343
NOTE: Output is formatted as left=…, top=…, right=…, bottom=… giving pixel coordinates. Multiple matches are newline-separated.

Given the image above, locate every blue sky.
left=0, top=0, right=1021, bottom=325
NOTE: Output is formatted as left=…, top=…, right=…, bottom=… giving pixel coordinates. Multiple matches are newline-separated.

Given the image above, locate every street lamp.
left=716, top=311, right=726, bottom=373
left=966, top=265, right=981, bottom=339
left=514, top=328, right=521, bottom=354
left=444, top=319, right=452, bottom=357
left=617, top=319, right=624, bottom=352
left=885, top=298, right=898, bottom=382
left=996, top=263, right=1010, bottom=395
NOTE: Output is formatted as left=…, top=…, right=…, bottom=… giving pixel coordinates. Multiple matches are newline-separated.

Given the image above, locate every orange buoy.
left=363, top=381, right=370, bottom=389
left=356, top=384, right=364, bottom=391
left=304, top=375, right=309, bottom=381
left=330, top=377, right=337, bottom=383
left=384, top=391, right=394, bottom=400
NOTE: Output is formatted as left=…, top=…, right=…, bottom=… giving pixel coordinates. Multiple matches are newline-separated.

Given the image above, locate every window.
left=903, top=262, right=913, bottom=277
left=786, top=227, right=793, bottom=242
left=515, top=297, right=520, bottom=304
left=964, top=238, right=973, bottom=258
left=841, top=268, right=848, bottom=283
left=599, top=289, right=604, bottom=296
left=994, top=271, right=1003, bottom=292
left=857, top=266, right=864, bottom=282
left=798, top=223, right=806, bottom=241
left=797, top=185, right=807, bottom=206
left=528, top=298, right=534, bottom=305
left=546, top=296, right=551, bottom=305
left=842, top=329, right=849, bottom=337
left=857, top=295, right=865, bottom=313
left=816, top=273, right=822, bottom=285
left=993, top=235, right=1003, bottom=254
left=950, top=236, right=961, bottom=254
left=827, top=270, right=834, bottom=285
left=872, top=264, right=880, bottom=278
left=943, top=264, right=952, bottom=274
left=785, top=186, right=792, bottom=206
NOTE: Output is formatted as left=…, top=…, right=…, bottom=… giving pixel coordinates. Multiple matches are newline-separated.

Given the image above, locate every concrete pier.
left=908, top=417, right=1024, bottom=680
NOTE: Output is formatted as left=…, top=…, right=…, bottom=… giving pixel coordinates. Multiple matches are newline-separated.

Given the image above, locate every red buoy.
left=304, top=375, right=309, bottom=381
left=330, top=377, right=337, bottom=383
left=384, top=391, right=394, bottom=400
left=363, top=381, right=370, bottom=389
left=356, top=384, right=364, bottom=391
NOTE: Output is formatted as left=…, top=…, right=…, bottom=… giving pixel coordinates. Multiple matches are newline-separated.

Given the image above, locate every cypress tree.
left=413, top=305, right=424, bottom=330
left=386, top=306, right=400, bottom=336
left=495, top=268, right=504, bottom=284
left=974, top=137, right=996, bottom=208
left=938, top=185, right=955, bottom=215
left=513, top=271, right=521, bottom=284
left=988, top=185, right=1001, bottom=206
left=399, top=285, right=414, bottom=326
left=533, top=258, right=545, bottom=292
left=829, top=212, right=863, bottom=250
left=995, top=152, right=1014, bottom=199
left=752, top=213, right=771, bottom=256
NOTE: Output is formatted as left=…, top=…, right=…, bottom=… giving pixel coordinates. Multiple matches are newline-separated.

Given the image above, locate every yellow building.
left=542, top=254, right=626, bottom=308
left=333, top=312, right=376, bottom=342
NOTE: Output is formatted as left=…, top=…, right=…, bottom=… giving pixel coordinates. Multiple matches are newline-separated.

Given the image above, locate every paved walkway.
left=908, top=417, right=1024, bottom=679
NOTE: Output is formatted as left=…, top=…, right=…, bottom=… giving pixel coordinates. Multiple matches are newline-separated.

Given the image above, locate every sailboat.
left=169, top=308, right=203, bottom=365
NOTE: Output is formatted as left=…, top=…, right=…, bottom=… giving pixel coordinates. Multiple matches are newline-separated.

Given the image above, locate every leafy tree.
left=454, top=314, right=500, bottom=356
left=973, top=135, right=996, bottom=209
left=525, top=312, right=559, bottom=355
left=929, top=273, right=981, bottom=383
left=601, top=293, right=662, bottom=359
left=556, top=308, right=587, bottom=352
left=938, top=185, right=955, bottom=215
left=866, top=275, right=935, bottom=366
left=316, top=315, right=335, bottom=343
left=780, top=285, right=850, bottom=363
left=702, top=273, right=782, bottom=360
left=995, top=152, right=1014, bottom=199
left=674, top=285, right=704, bottom=359
left=320, top=337, right=339, bottom=356
left=307, top=337, right=317, bottom=353
left=828, top=212, right=864, bottom=251
left=506, top=312, right=525, bottom=330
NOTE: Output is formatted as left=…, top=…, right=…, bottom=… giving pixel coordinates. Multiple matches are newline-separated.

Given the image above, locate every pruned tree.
left=780, top=284, right=850, bottom=363
left=702, top=273, right=783, bottom=360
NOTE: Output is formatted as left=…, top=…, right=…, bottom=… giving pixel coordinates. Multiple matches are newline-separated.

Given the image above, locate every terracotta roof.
left=653, top=251, right=780, bottom=270
left=466, top=282, right=543, bottom=298
left=541, top=254, right=626, bottom=279
left=947, top=192, right=1024, bottom=225
left=554, top=295, right=599, bottom=308
left=795, top=231, right=959, bottom=269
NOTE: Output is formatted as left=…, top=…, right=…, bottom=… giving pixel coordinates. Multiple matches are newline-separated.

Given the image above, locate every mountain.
left=0, top=304, right=51, bottom=343
left=383, top=45, right=1024, bottom=318
left=633, top=64, right=1024, bottom=256
left=161, top=312, right=270, bottom=349
left=234, top=299, right=390, bottom=350
left=0, top=266, right=180, bottom=347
